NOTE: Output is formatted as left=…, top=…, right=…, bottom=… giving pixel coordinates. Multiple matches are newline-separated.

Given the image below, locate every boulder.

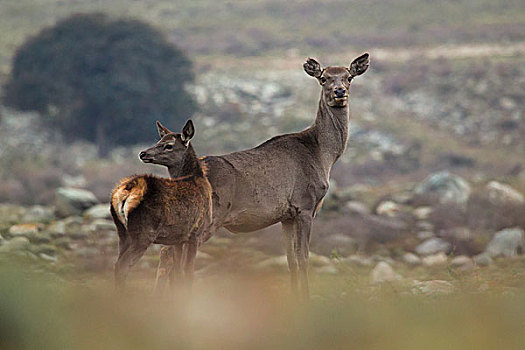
left=0, top=204, right=27, bottom=225
left=484, top=227, right=524, bottom=258
left=402, top=253, right=422, bottom=266
left=84, top=203, right=112, bottom=220
left=422, top=252, right=448, bottom=266
left=8, top=224, right=39, bottom=239
left=474, top=254, right=493, bottom=266
left=411, top=280, right=455, bottom=295
left=486, top=181, right=524, bottom=205
left=415, top=238, right=451, bottom=256
left=345, top=201, right=370, bottom=216
left=415, top=171, right=471, bottom=205
left=21, top=205, right=55, bottom=223
left=343, top=254, right=373, bottom=267
left=55, top=187, right=98, bottom=217
left=255, top=255, right=288, bottom=271
left=413, top=207, right=433, bottom=220
left=376, top=201, right=400, bottom=217
left=0, top=237, right=30, bottom=253
left=450, top=255, right=474, bottom=270
left=370, top=262, right=402, bottom=284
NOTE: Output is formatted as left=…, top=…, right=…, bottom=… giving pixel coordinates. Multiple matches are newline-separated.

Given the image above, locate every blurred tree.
left=3, top=13, right=195, bottom=156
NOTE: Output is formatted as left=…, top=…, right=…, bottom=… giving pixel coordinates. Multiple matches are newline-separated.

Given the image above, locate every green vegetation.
left=3, top=13, right=195, bottom=156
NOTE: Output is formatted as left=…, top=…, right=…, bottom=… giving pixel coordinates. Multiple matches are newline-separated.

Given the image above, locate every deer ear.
left=181, top=119, right=195, bottom=144
left=303, top=58, right=323, bottom=78
left=348, top=53, right=370, bottom=77
left=156, top=121, right=173, bottom=138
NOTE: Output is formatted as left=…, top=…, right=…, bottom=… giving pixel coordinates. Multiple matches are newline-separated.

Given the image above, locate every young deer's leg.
left=168, top=244, right=184, bottom=290
left=114, top=238, right=150, bottom=292
left=282, top=220, right=298, bottom=294
left=182, top=240, right=198, bottom=291
left=294, top=213, right=313, bottom=300
left=153, top=246, right=174, bottom=295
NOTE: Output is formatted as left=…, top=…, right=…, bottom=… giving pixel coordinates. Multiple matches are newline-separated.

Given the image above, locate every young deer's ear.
left=348, top=53, right=370, bottom=77
left=303, top=57, right=323, bottom=78
left=181, top=119, right=195, bottom=144
left=156, top=121, right=173, bottom=138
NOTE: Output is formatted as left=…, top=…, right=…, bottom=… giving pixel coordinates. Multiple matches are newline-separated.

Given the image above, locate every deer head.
left=139, top=119, right=195, bottom=167
left=304, top=53, right=369, bottom=108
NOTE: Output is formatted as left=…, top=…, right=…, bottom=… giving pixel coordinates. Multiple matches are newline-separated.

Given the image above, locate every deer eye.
left=348, top=76, right=353, bottom=83
left=320, top=77, right=327, bottom=84
left=164, top=144, right=173, bottom=150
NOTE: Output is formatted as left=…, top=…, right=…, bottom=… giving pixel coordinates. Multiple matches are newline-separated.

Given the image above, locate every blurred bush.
left=3, top=13, right=195, bottom=157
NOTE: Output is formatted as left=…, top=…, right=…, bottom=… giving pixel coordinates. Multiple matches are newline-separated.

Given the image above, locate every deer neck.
left=170, top=144, right=203, bottom=178
left=312, top=93, right=350, bottom=165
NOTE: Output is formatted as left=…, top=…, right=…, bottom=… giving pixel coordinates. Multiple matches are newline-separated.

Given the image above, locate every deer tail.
left=111, top=176, right=147, bottom=228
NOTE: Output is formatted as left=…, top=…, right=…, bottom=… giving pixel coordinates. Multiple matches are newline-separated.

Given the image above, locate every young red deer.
left=110, top=120, right=212, bottom=291
left=149, top=54, right=370, bottom=298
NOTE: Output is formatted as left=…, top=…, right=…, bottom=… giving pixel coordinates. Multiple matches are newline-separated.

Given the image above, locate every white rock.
left=371, top=262, right=402, bottom=284
left=412, top=280, right=455, bottom=295
left=422, top=252, right=448, bottom=266
left=484, top=227, right=524, bottom=258
left=376, top=201, right=400, bottom=217
left=413, top=207, right=433, bottom=220
left=0, top=237, right=30, bottom=253
left=55, top=187, right=98, bottom=217
left=415, top=171, right=471, bottom=205
left=84, top=203, right=112, bottom=220
left=415, top=238, right=451, bottom=256
left=403, top=253, right=422, bottom=266
left=486, top=181, right=524, bottom=205
left=450, top=255, right=473, bottom=268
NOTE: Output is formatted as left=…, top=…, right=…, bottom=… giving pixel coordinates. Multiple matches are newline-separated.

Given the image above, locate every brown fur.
left=112, top=120, right=212, bottom=292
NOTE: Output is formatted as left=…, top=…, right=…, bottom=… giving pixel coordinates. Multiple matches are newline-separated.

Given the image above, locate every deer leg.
left=114, top=238, right=150, bottom=292
left=182, top=240, right=198, bottom=291
left=295, top=213, right=313, bottom=300
left=282, top=220, right=298, bottom=294
left=168, top=244, right=185, bottom=290
left=154, top=246, right=173, bottom=295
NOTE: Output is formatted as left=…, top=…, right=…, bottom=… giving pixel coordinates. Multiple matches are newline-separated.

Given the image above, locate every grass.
left=2, top=254, right=525, bottom=349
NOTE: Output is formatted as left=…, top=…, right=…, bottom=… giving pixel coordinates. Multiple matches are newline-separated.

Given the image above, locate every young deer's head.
left=304, top=53, right=369, bottom=108
left=139, top=119, right=195, bottom=167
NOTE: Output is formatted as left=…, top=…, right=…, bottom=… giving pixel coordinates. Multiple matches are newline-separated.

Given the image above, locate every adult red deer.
left=148, top=54, right=370, bottom=298
left=111, top=120, right=212, bottom=291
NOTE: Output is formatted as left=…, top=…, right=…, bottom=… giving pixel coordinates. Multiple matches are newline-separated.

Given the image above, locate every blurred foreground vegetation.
left=1, top=256, right=525, bottom=350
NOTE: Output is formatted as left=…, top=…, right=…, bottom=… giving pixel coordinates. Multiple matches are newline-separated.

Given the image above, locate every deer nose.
left=139, top=151, right=147, bottom=159
left=334, top=88, right=346, bottom=98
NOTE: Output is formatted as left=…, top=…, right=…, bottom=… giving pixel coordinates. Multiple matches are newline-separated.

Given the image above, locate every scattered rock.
left=315, top=234, right=358, bottom=257
left=371, top=262, right=402, bottom=284
left=484, top=227, right=524, bottom=258
left=39, top=253, right=58, bottom=263
left=422, top=252, right=448, bottom=266
left=0, top=204, right=27, bottom=225
left=309, top=253, right=332, bottom=268
left=376, top=201, right=400, bottom=217
left=21, top=205, right=55, bottom=223
left=411, top=280, right=455, bottom=295
left=486, top=181, right=524, bottom=205
left=84, top=203, right=112, bottom=220
left=416, top=231, right=435, bottom=240
left=415, top=171, right=471, bottom=205
left=450, top=255, right=474, bottom=270
left=343, top=254, right=373, bottom=267
left=8, top=224, right=39, bottom=239
left=55, top=187, right=98, bottom=217
left=315, top=265, right=338, bottom=274
left=474, top=254, right=493, bottom=266
left=47, top=221, right=67, bottom=237
left=416, top=221, right=434, bottom=232
left=403, top=253, right=422, bottom=266
left=0, top=237, right=30, bottom=253
left=345, top=201, right=370, bottom=216
left=255, top=255, right=288, bottom=270
left=413, top=207, right=433, bottom=220
left=415, top=238, right=451, bottom=256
